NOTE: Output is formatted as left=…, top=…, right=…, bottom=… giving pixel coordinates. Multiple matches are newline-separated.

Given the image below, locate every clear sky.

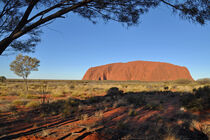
left=0, top=6, right=209, bottom=80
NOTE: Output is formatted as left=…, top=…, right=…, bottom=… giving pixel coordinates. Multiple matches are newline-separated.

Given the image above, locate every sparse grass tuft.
left=128, top=109, right=137, bottom=116
left=144, top=103, right=163, bottom=110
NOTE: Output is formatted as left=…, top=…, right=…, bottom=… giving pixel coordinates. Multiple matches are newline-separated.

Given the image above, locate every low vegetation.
left=0, top=79, right=209, bottom=139
left=181, top=86, right=210, bottom=111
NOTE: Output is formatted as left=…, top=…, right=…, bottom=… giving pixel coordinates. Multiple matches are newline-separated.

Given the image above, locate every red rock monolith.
left=82, top=61, right=193, bottom=81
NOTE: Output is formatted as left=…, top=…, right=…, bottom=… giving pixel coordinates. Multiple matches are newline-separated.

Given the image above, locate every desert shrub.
left=181, top=86, right=210, bottom=111
left=126, top=94, right=146, bottom=107
left=25, top=101, right=40, bottom=108
left=35, top=98, right=81, bottom=117
left=196, top=78, right=210, bottom=85
left=0, top=76, right=6, bottom=82
left=164, top=86, right=169, bottom=91
left=70, top=85, right=75, bottom=89
left=106, top=87, right=123, bottom=96
left=40, top=100, right=65, bottom=116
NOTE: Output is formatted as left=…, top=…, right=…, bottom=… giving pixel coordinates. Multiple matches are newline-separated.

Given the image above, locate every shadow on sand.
left=0, top=88, right=209, bottom=140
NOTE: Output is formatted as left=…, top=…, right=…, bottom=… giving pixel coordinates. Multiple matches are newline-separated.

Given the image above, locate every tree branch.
left=12, top=0, right=93, bottom=40
left=0, top=0, right=11, bottom=19
left=11, top=0, right=40, bottom=36
left=160, top=0, right=180, bottom=10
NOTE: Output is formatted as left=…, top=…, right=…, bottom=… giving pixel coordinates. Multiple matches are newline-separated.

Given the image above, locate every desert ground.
left=0, top=79, right=209, bottom=140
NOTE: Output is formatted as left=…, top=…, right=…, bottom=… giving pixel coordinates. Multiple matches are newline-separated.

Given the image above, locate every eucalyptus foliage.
left=10, top=54, right=40, bottom=93
left=0, top=0, right=209, bottom=55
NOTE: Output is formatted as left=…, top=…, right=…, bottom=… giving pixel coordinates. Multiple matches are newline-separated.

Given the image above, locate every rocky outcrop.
left=82, top=61, right=193, bottom=81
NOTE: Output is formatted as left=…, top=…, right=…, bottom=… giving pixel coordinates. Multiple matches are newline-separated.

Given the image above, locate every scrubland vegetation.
left=0, top=79, right=209, bottom=139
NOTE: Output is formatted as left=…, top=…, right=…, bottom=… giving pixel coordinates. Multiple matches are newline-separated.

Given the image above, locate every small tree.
left=10, top=54, right=40, bottom=94
left=0, top=76, right=6, bottom=82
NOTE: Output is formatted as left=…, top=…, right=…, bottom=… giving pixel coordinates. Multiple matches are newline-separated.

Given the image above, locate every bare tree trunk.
left=23, top=78, right=28, bottom=94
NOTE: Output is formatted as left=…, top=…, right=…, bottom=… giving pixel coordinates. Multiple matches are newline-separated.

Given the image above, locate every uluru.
left=82, top=61, right=193, bottom=81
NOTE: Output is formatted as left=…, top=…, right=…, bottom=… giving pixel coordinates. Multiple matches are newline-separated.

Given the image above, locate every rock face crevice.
left=82, top=61, right=194, bottom=81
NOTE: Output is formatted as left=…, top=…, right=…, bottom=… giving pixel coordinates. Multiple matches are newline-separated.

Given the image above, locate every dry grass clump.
left=144, top=103, right=163, bottom=110
left=128, top=108, right=137, bottom=116
left=25, top=101, right=40, bottom=108
left=19, top=93, right=40, bottom=99
left=94, top=110, right=104, bottom=118
left=163, top=134, right=180, bottom=140
left=80, top=114, right=89, bottom=120
left=112, top=98, right=127, bottom=108
left=12, top=99, right=28, bottom=106
left=51, top=92, right=66, bottom=97
left=0, top=104, right=15, bottom=113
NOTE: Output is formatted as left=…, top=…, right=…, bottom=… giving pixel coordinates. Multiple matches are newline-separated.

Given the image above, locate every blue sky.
left=0, top=6, right=209, bottom=80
